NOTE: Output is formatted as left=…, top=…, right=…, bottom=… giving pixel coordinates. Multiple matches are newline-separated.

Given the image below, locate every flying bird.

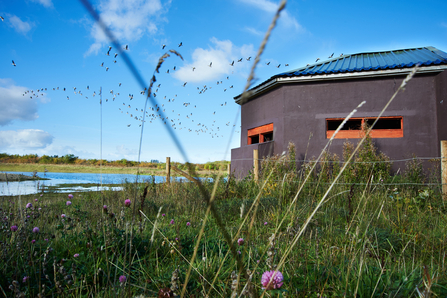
left=238, top=58, right=243, bottom=62
left=114, top=53, right=118, bottom=58
left=0, top=16, right=4, bottom=22
left=100, top=62, right=104, bottom=67
left=329, top=53, right=334, bottom=58
left=277, top=64, right=281, bottom=68
left=315, top=58, right=320, bottom=62
left=266, top=62, right=270, bottom=65
left=230, top=61, right=234, bottom=66
left=162, top=44, right=166, bottom=49
left=209, top=62, right=212, bottom=67
left=183, top=82, right=187, bottom=87
left=192, top=67, right=196, bottom=71
left=178, top=42, right=183, bottom=47
left=12, top=60, right=16, bottom=66
left=246, top=57, right=251, bottom=61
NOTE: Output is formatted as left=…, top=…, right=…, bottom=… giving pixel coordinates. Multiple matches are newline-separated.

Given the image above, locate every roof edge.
left=234, top=65, right=447, bottom=105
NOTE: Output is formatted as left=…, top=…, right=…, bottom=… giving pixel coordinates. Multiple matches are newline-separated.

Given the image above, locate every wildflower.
left=22, top=276, right=29, bottom=283
left=10, top=225, right=18, bottom=232
left=119, top=275, right=126, bottom=283
left=74, top=253, right=79, bottom=258
left=61, top=214, right=66, bottom=218
left=186, top=222, right=191, bottom=226
left=103, top=205, right=108, bottom=210
left=40, top=194, right=43, bottom=197
left=170, top=219, right=174, bottom=225
left=162, top=213, right=166, bottom=217
left=32, top=227, right=40, bottom=233
left=26, top=203, right=32, bottom=208
left=31, top=240, right=36, bottom=244
left=261, top=270, right=283, bottom=290
left=35, top=199, right=38, bottom=202
left=38, top=208, right=42, bottom=211
left=264, top=221, right=268, bottom=225
left=238, top=250, right=241, bottom=254
left=68, top=194, right=74, bottom=199
left=238, top=238, right=244, bottom=246
left=45, top=238, right=48, bottom=242
left=124, top=199, right=131, bottom=207
left=66, top=201, right=72, bottom=206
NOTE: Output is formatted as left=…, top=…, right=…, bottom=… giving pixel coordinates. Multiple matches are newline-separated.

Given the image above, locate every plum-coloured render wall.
left=231, top=71, right=447, bottom=178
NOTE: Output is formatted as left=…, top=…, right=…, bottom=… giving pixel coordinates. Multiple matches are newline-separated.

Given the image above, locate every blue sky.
left=1, top=0, right=447, bottom=164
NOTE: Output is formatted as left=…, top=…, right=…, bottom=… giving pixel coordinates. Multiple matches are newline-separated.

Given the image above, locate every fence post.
left=166, top=157, right=170, bottom=185
left=227, top=164, right=231, bottom=177
left=442, top=141, right=447, bottom=199
left=253, top=149, right=259, bottom=182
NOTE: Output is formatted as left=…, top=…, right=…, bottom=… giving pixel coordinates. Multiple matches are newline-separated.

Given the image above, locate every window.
left=248, top=123, right=274, bottom=145
left=326, top=117, right=403, bottom=139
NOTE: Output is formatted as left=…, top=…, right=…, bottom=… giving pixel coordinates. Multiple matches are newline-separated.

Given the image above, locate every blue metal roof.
left=275, top=46, right=447, bottom=78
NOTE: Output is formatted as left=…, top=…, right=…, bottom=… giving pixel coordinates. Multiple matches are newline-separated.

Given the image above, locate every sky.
left=1, top=0, right=447, bottom=164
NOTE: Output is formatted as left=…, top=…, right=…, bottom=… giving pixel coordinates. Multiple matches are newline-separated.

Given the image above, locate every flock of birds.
left=9, top=26, right=342, bottom=139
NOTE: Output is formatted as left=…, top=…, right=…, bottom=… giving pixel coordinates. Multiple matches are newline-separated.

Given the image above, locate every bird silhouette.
left=178, top=42, right=183, bottom=47
left=12, top=60, right=16, bottom=66
left=246, top=57, right=251, bottom=61
left=238, top=58, right=243, bottom=62
left=266, top=62, right=270, bottom=65
left=209, top=62, right=212, bottom=67
left=183, top=82, right=187, bottom=87
left=162, top=44, right=166, bottom=49
left=230, top=61, right=234, bottom=66
left=124, top=45, right=129, bottom=50
left=315, top=58, right=320, bottom=62
left=0, top=16, right=4, bottom=22
left=329, top=53, right=334, bottom=58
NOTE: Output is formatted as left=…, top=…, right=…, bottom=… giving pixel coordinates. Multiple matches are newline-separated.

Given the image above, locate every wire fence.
left=231, top=156, right=443, bottom=163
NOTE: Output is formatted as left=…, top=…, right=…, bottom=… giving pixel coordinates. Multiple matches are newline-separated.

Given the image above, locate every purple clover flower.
left=261, top=270, right=284, bottom=290
left=237, top=238, right=244, bottom=246
left=26, top=203, right=32, bottom=208
left=32, top=227, right=40, bottom=233
left=68, top=194, right=74, bottom=199
left=124, top=199, right=131, bottom=207
left=119, top=275, right=126, bottom=283
left=66, top=201, right=72, bottom=206
left=10, top=225, right=18, bottom=232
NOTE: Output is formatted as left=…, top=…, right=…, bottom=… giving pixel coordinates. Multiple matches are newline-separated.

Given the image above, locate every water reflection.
left=0, top=171, right=166, bottom=196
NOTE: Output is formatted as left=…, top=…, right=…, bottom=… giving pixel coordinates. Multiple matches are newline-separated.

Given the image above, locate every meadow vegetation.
left=1, top=136, right=446, bottom=297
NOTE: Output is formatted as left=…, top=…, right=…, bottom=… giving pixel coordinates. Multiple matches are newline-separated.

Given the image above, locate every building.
left=230, top=46, right=447, bottom=178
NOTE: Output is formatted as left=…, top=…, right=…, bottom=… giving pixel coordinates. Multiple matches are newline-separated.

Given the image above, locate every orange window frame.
left=326, top=117, right=403, bottom=139
left=248, top=123, right=273, bottom=145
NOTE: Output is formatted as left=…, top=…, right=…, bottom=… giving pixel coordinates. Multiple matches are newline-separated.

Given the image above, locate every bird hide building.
left=230, top=46, right=447, bottom=178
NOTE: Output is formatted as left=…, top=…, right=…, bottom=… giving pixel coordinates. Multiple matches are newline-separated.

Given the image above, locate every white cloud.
left=238, top=0, right=303, bottom=31
left=0, top=79, right=48, bottom=126
left=0, top=129, right=53, bottom=149
left=30, top=0, right=53, bottom=8
left=172, top=37, right=254, bottom=83
left=7, top=14, right=34, bottom=35
left=85, top=0, right=166, bottom=56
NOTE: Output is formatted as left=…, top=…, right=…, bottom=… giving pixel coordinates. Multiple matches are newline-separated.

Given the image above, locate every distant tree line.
left=0, top=153, right=229, bottom=171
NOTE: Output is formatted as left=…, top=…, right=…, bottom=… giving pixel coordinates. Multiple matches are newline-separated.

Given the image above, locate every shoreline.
left=0, top=173, right=48, bottom=182
left=0, top=163, right=226, bottom=177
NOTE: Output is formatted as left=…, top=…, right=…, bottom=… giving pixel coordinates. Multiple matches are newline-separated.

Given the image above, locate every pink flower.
left=61, top=214, right=66, bottom=218
left=31, top=239, right=36, bottom=244
left=124, top=199, right=131, bottom=207
left=68, top=194, right=74, bottom=199
left=26, top=203, right=32, bottom=208
left=261, top=270, right=283, bottom=290
left=162, top=213, right=166, bottom=217
left=119, top=275, right=126, bottom=283
left=186, top=222, right=191, bottom=226
left=22, top=276, right=30, bottom=283
left=170, top=219, right=175, bottom=225
left=35, top=199, right=38, bottom=202
left=264, top=222, right=268, bottom=225
left=40, top=194, right=43, bottom=197
left=66, top=201, right=72, bottom=206
left=74, top=253, right=79, bottom=258
left=103, top=205, right=108, bottom=210
left=10, top=225, right=18, bottom=232
left=238, top=238, right=244, bottom=246
left=32, top=227, right=40, bottom=233
left=38, top=208, right=42, bottom=211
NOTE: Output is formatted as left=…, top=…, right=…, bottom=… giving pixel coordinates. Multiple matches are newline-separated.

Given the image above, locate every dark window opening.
left=250, top=135, right=259, bottom=144
left=365, top=118, right=402, bottom=129
left=262, top=132, right=273, bottom=142
left=327, top=119, right=362, bottom=131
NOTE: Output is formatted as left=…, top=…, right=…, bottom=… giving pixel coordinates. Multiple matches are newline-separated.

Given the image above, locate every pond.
left=0, top=171, right=175, bottom=196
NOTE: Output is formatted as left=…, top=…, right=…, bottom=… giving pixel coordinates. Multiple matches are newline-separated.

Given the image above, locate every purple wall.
left=231, top=71, right=447, bottom=178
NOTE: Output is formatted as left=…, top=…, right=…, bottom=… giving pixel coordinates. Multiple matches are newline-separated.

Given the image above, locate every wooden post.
left=166, top=157, right=170, bottom=185
left=227, top=164, right=231, bottom=177
left=441, top=141, right=447, bottom=199
left=253, top=149, right=259, bottom=181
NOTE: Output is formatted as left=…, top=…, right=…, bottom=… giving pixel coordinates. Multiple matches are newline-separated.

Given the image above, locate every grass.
left=1, top=144, right=446, bottom=297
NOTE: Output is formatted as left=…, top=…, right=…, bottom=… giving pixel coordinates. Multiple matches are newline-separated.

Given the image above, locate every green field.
left=1, top=139, right=446, bottom=297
